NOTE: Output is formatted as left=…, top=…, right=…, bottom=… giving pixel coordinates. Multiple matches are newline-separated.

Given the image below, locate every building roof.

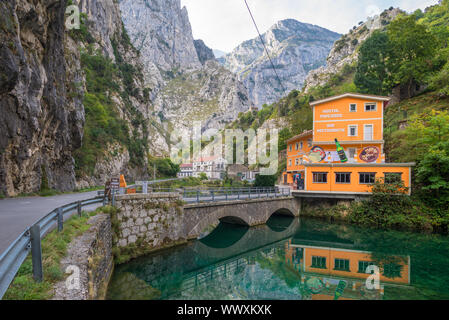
left=287, top=130, right=313, bottom=143
left=309, top=93, right=390, bottom=106
left=193, top=155, right=223, bottom=162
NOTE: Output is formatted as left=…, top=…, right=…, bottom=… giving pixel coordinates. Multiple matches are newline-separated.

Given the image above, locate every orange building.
left=284, top=240, right=411, bottom=300
left=282, top=93, right=414, bottom=194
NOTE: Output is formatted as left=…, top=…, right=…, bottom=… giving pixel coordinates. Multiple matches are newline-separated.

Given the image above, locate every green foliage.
left=355, top=14, right=438, bottom=98
left=148, top=158, right=180, bottom=178
left=419, top=0, right=449, bottom=48
left=278, top=128, right=292, bottom=151
left=75, top=46, right=149, bottom=175
left=253, top=174, right=276, bottom=187
left=355, top=31, right=391, bottom=95
left=429, top=62, right=449, bottom=97
left=405, top=110, right=449, bottom=209
left=385, top=14, right=438, bottom=96
left=199, top=173, right=208, bottom=181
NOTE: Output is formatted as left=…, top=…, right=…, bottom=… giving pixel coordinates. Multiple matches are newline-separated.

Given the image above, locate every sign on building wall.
left=309, top=146, right=326, bottom=163
left=359, top=147, right=380, bottom=163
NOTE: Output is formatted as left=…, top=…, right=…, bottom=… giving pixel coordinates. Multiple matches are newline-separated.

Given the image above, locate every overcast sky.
left=180, top=0, right=440, bottom=53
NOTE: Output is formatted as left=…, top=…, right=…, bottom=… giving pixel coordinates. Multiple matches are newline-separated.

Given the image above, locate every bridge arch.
left=183, top=197, right=301, bottom=240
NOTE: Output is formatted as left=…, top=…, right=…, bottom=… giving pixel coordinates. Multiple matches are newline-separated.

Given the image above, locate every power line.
left=244, top=0, right=287, bottom=96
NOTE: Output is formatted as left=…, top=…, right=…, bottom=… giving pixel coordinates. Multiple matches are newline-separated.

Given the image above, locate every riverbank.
left=301, top=193, right=449, bottom=235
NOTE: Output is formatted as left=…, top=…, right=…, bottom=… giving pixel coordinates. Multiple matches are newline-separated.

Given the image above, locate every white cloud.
left=181, top=0, right=440, bottom=52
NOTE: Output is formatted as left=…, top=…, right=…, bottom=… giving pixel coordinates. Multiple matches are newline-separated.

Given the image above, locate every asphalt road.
left=0, top=191, right=100, bottom=256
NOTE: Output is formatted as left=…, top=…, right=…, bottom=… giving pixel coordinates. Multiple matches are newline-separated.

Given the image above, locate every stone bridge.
left=183, top=197, right=301, bottom=240
left=113, top=193, right=301, bottom=253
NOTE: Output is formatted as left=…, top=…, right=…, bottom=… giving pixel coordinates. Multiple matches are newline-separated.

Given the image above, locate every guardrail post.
left=249, top=188, right=251, bottom=199
left=77, top=201, right=82, bottom=217
left=196, top=190, right=199, bottom=203
left=112, top=192, right=116, bottom=207
left=30, top=225, right=43, bottom=283
left=57, top=208, right=63, bottom=232
left=211, top=191, right=215, bottom=202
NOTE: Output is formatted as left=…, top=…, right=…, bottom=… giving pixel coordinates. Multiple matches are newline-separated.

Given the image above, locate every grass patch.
left=2, top=207, right=109, bottom=300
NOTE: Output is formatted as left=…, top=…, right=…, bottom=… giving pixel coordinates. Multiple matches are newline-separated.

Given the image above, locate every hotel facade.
left=282, top=93, right=414, bottom=194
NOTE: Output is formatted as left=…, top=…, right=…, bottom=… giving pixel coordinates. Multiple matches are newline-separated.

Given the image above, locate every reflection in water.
left=107, top=217, right=449, bottom=300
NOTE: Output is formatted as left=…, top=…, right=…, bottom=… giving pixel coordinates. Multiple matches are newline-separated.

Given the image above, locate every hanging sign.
left=359, top=146, right=380, bottom=163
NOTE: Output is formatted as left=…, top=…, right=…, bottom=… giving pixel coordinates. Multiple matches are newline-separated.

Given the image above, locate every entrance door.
left=364, top=125, right=373, bottom=141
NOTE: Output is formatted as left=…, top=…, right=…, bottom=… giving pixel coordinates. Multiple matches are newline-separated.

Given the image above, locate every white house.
left=192, top=156, right=227, bottom=180
left=177, top=163, right=193, bottom=178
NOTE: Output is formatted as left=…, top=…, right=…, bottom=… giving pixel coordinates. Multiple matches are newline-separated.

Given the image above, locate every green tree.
left=406, top=110, right=449, bottom=208
left=253, top=175, right=277, bottom=187
left=354, top=31, right=391, bottom=95
left=386, top=14, right=437, bottom=97
left=278, top=128, right=292, bottom=151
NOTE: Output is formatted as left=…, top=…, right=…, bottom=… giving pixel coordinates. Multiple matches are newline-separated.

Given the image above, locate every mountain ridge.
left=222, top=18, right=341, bottom=107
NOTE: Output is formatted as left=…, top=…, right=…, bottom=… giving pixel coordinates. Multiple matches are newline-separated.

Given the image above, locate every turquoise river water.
left=107, top=216, right=449, bottom=300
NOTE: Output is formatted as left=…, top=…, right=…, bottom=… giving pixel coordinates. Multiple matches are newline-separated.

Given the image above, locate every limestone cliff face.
left=119, top=0, right=251, bottom=140
left=74, top=0, right=169, bottom=188
left=0, top=0, right=170, bottom=195
left=0, top=0, right=84, bottom=196
left=155, top=60, right=250, bottom=137
left=303, top=8, right=402, bottom=92
left=119, top=0, right=201, bottom=95
left=223, top=19, right=341, bottom=107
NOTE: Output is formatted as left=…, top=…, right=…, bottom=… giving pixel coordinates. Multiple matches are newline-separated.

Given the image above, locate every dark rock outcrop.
left=0, top=0, right=84, bottom=196
left=194, top=39, right=215, bottom=64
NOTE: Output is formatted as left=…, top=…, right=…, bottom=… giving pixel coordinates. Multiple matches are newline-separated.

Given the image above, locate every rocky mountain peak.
left=222, top=18, right=341, bottom=107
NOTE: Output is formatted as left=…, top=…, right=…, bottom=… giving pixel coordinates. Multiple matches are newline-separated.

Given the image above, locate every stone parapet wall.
left=112, top=193, right=186, bottom=263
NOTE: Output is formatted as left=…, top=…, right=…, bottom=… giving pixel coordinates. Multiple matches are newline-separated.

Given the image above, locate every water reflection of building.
left=285, top=239, right=411, bottom=300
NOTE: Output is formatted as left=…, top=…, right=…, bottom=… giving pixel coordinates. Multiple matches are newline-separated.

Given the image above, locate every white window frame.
left=365, top=102, right=377, bottom=112
left=295, top=159, right=299, bottom=166
left=364, top=124, right=374, bottom=141
left=300, top=142, right=303, bottom=150
left=289, top=145, right=292, bottom=152
left=348, top=125, right=358, bottom=137
left=349, top=103, right=357, bottom=112
left=289, top=159, right=292, bottom=167
left=296, top=143, right=299, bottom=151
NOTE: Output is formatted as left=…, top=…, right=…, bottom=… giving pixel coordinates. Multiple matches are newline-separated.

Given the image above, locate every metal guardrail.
left=0, top=196, right=105, bottom=299
left=98, top=186, right=291, bottom=203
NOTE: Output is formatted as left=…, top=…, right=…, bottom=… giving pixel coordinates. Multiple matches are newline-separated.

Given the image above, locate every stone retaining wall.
left=53, top=214, right=113, bottom=300
left=112, top=193, right=186, bottom=263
